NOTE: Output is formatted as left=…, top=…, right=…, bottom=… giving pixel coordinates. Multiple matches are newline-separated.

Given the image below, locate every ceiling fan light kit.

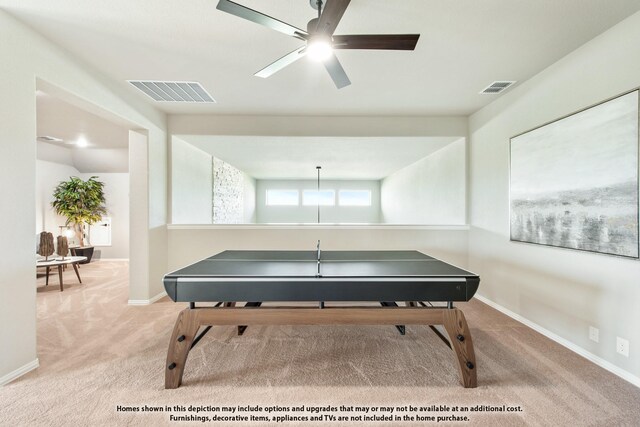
left=307, top=36, right=333, bottom=62
left=216, top=0, right=420, bottom=88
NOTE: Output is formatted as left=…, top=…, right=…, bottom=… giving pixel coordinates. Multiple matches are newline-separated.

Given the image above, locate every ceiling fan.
left=216, top=0, right=420, bottom=88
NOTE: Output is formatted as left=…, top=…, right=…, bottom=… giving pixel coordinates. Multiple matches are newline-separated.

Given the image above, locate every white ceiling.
left=3, top=1, right=640, bottom=116
left=36, top=92, right=129, bottom=173
left=181, top=135, right=459, bottom=179
left=37, top=92, right=129, bottom=149
left=37, top=142, right=129, bottom=173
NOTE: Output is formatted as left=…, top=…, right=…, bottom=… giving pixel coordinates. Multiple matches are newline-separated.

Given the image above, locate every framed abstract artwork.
left=510, top=90, right=639, bottom=258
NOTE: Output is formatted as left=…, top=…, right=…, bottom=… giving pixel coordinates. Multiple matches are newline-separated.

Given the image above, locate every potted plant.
left=52, top=176, right=107, bottom=263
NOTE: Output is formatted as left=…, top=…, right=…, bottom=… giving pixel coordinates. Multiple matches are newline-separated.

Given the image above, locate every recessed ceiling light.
left=76, top=136, right=88, bottom=148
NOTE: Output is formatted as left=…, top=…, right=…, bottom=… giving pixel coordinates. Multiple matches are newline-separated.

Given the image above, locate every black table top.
left=167, top=250, right=474, bottom=278
left=164, top=250, right=480, bottom=303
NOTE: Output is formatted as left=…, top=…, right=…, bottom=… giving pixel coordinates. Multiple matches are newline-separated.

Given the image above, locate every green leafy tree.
left=52, top=176, right=107, bottom=247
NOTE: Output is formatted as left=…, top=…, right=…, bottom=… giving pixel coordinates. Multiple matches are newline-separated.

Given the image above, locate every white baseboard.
left=95, top=258, right=129, bottom=262
left=128, top=291, right=167, bottom=306
left=475, top=294, right=640, bottom=389
left=0, top=358, right=39, bottom=386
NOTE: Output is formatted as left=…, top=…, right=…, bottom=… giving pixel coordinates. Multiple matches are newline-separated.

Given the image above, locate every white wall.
left=0, top=9, right=166, bottom=384
left=243, top=175, right=257, bottom=223
left=171, top=137, right=212, bottom=224
left=381, top=138, right=466, bottom=225
left=170, top=139, right=257, bottom=224
left=468, top=11, right=640, bottom=380
left=81, top=172, right=129, bottom=260
left=128, top=130, right=150, bottom=302
left=256, top=180, right=381, bottom=224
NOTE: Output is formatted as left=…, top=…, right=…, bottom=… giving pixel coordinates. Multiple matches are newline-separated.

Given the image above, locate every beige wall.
left=468, top=11, right=640, bottom=380
left=169, top=115, right=468, bottom=138
left=83, top=172, right=129, bottom=260
left=128, top=130, right=151, bottom=303
left=381, top=138, right=466, bottom=225
left=243, top=175, right=257, bottom=223
left=171, top=137, right=212, bottom=224
left=0, top=9, right=166, bottom=382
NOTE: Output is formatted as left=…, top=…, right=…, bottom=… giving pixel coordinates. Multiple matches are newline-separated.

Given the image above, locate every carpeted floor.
left=1, top=261, right=639, bottom=426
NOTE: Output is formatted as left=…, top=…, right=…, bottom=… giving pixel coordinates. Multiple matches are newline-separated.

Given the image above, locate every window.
left=266, top=189, right=299, bottom=206
left=339, top=190, right=372, bottom=206
left=302, top=189, right=335, bottom=206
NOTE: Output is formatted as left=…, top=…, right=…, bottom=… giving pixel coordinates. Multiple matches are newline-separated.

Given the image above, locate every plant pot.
left=72, top=246, right=94, bottom=264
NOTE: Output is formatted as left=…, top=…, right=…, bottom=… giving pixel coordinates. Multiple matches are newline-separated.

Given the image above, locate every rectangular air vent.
left=480, top=81, right=516, bottom=94
left=128, top=81, right=216, bottom=103
left=37, top=136, right=64, bottom=142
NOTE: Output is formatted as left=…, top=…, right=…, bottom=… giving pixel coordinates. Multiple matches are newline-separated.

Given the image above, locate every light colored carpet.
left=1, top=261, right=638, bottom=426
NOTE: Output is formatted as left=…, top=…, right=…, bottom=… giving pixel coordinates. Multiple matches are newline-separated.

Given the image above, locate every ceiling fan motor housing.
left=307, top=17, right=319, bottom=34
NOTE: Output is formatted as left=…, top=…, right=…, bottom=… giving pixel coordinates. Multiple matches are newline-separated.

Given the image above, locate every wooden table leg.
left=442, top=308, right=477, bottom=388
left=72, top=262, right=82, bottom=283
left=165, top=309, right=201, bottom=389
left=164, top=306, right=478, bottom=389
left=45, top=266, right=50, bottom=286
left=57, top=265, right=64, bottom=292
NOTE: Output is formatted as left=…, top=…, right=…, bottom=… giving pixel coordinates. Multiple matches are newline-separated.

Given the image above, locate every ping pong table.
left=163, top=248, right=480, bottom=389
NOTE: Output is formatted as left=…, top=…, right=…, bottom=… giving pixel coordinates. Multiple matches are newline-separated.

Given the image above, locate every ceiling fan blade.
left=333, top=34, right=420, bottom=50
left=255, top=46, right=307, bottom=78
left=217, top=0, right=308, bottom=40
left=315, top=0, right=351, bottom=36
left=323, top=54, right=351, bottom=89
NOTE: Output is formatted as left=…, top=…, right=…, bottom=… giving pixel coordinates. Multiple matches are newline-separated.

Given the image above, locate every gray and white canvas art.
left=510, top=91, right=639, bottom=258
